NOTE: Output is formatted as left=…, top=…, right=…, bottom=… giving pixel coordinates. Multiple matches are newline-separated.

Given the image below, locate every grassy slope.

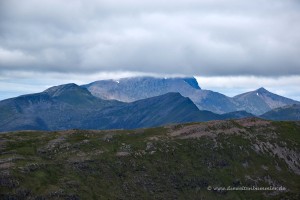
left=0, top=118, right=299, bottom=200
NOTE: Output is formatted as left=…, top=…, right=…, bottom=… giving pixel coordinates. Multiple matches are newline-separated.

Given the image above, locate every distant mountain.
left=0, top=84, right=224, bottom=132
left=44, top=83, right=120, bottom=108
left=83, top=77, right=237, bottom=114
left=83, top=77, right=200, bottom=102
left=260, top=104, right=300, bottom=121
left=0, top=84, right=121, bottom=132
left=82, top=93, right=221, bottom=130
left=1, top=78, right=299, bottom=132
left=233, top=87, right=300, bottom=115
left=83, top=77, right=300, bottom=115
left=83, top=77, right=201, bottom=102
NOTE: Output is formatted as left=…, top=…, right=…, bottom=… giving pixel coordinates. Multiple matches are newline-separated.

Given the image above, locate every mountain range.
left=0, top=77, right=299, bottom=132
left=83, top=77, right=299, bottom=115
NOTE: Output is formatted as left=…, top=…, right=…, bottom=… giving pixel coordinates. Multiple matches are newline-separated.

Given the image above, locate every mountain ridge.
left=260, top=104, right=300, bottom=121
left=83, top=76, right=238, bottom=114
left=83, top=76, right=299, bottom=115
left=0, top=84, right=225, bottom=132
left=0, top=78, right=299, bottom=132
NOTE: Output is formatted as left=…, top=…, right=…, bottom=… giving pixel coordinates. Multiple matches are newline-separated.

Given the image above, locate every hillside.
left=260, top=104, right=300, bottom=121
left=81, top=92, right=221, bottom=130
left=1, top=118, right=299, bottom=199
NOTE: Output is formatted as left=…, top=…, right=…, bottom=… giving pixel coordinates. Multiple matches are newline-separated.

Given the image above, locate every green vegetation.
left=1, top=118, right=300, bottom=199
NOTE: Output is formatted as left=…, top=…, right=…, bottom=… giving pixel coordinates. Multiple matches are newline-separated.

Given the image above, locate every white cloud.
left=0, top=0, right=299, bottom=75
left=0, top=70, right=163, bottom=100
left=0, top=48, right=36, bottom=67
left=0, top=0, right=299, bottom=101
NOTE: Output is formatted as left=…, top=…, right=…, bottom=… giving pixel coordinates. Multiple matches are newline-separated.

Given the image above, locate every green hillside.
left=1, top=118, right=299, bottom=199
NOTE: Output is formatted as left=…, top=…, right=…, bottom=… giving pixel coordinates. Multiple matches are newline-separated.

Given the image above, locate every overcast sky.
left=0, top=0, right=300, bottom=100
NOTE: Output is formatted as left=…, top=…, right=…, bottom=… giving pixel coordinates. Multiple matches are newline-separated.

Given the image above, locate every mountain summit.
left=83, top=77, right=238, bottom=114
left=233, top=87, right=299, bottom=115
left=256, top=87, right=268, bottom=93
left=83, top=77, right=299, bottom=115
left=83, top=77, right=201, bottom=102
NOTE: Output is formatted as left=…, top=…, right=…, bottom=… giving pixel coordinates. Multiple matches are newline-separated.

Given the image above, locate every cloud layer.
left=1, top=0, right=300, bottom=76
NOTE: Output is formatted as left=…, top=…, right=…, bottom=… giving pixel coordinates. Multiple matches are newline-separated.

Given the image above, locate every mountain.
left=0, top=84, right=224, bottom=132
left=1, top=78, right=299, bottom=132
left=83, top=77, right=237, bottom=114
left=83, top=77, right=300, bottom=115
left=233, top=87, right=300, bottom=115
left=1, top=118, right=300, bottom=199
left=83, top=77, right=201, bottom=102
left=82, top=93, right=221, bottom=130
left=260, top=104, right=300, bottom=121
left=0, top=84, right=121, bottom=132
left=44, top=83, right=102, bottom=107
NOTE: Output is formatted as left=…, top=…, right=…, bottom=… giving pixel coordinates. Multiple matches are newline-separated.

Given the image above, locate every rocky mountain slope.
left=1, top=118, right=299, bottom=199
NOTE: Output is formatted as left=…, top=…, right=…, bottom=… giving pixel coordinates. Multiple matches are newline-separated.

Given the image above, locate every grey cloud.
left=0, top=0, right=300, bottom=76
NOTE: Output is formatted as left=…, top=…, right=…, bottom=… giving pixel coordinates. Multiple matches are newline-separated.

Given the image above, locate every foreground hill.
left=1, top=118, right=299, bottom=199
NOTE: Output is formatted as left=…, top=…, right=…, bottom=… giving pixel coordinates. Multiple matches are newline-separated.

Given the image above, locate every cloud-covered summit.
left=1, top=0, right=300, bottom=76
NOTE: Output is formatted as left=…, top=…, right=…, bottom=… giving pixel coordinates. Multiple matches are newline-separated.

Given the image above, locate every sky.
left=0, top=0, right=300, bottom=100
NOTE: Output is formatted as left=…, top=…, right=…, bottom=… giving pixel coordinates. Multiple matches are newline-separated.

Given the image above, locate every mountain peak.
left=44, top=83, right=86, bottom=97
left=117, top=76, right=201, bottom=89
left=256, top=87, right=268, bottom=93
left=233, top=86, right=300, bottom=115
left=182, top=77, right=201, bottom=90
left=83, top=76, right=202, bottom=103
